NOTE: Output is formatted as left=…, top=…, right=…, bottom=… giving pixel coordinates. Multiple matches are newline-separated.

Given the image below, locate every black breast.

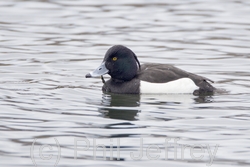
left=102, top=78, right=140, bottom=94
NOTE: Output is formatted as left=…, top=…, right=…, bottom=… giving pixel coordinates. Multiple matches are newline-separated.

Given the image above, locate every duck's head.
left=86, top=45, right=140, bottom=81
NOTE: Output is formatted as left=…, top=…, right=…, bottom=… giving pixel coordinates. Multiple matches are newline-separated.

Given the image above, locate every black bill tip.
left=85, top=73, right=92, bottom=78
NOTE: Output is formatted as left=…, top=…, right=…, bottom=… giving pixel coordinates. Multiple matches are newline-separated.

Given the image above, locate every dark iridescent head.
left=86, top=45, right=140, bottom=81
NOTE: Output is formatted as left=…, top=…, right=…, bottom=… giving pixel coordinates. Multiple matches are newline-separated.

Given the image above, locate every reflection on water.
left=0, top=0, right=250, bottom=167
left=102, top=93, right=140, bottom=107
left=99, top=93, right=213, bottom=121
left=100, top=93, right=140, bottom=120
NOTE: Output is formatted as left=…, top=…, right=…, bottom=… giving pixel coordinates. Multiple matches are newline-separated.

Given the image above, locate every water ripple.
left=0, top=0, right=250, bottom=166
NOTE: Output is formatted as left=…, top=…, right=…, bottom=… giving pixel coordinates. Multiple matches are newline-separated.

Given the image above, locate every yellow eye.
left=112, top=57, right=117, bottom=61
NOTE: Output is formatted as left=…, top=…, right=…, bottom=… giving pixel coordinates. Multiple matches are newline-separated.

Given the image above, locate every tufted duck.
left=85, top=45, right=215, bottom=95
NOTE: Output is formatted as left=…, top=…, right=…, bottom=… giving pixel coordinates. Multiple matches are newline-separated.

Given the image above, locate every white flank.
left=140, top=78, right=198, bottom=94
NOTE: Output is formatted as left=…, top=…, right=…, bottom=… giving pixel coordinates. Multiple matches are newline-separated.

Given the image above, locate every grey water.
left=0, top=0, right=250, bottom=167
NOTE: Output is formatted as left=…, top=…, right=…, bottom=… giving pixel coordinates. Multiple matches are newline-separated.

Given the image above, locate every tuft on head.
left=103, top=45, right=141, bottom=81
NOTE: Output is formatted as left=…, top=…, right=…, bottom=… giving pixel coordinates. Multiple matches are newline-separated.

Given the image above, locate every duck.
left=85, top=45, right=215, bottom=95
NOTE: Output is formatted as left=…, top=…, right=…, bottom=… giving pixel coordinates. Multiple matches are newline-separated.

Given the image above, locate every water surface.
left=0, top=0, right=250, bottom=166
